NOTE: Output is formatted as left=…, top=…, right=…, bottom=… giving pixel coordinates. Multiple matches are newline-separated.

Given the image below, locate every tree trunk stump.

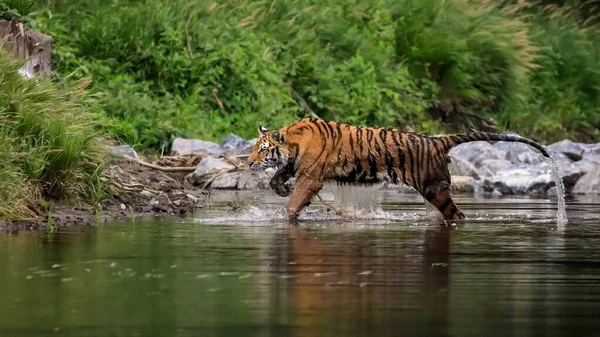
left=0, top=20, right=53, bottom=77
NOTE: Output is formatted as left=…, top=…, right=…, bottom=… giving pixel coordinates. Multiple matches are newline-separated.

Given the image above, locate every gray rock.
left=548, top=139, right=586, bottom=161
left=482, top=164, right=554, bottom=195
left=449, top=142, right=505, bottom=168
left=516, top=151, right=544, bottom=165
left=583, top=143, right=600, bottom=163
left=572, top=163, right=600, bottom=195
left=237, top=171, right=269, bottom=190
left=107, top=145, right=138, bottom=158
left=248, top=138, right=259, bottom=146
left=546, top=186, right=558, bottom=197
left=171, top=138, right=223, bottom=156
left=185, top=156, right=235, bottom=185
left=478, top=159, right=511, bottom=176
left=448, top=156, right=480, bottom=179
left=211, top=172, right=240, bottom=189
left=548, top=150, right=573, bottom=165
left=494, top=142, right=531, bottom=163
left=451, top=175, right=474, bottom=193
left=220, top=133, right=253, bottom=155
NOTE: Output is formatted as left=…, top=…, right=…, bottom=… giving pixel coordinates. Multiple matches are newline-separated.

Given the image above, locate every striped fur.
left=248, top=118, right=550, bottom=223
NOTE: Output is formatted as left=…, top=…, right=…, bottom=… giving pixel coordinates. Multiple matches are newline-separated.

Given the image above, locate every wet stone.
left=211, top=172, right=240, bottom=189
left=548, top=139, right=586, bottom=161
left=107, top=145, right=138, bottom=159
left=171, top=138, right=223, bottom=156
left=572, top=163, right=600, bottom=195
left=186, top=157, right=235, bottom=186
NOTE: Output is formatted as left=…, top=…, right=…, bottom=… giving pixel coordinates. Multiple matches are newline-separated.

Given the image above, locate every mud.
left=0, top=157, right=209, bottom=232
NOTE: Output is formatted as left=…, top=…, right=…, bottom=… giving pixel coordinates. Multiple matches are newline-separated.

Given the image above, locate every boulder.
left=211, top=172, right=240, bottom=189
left=237, top=171, right=269, bottom=190
left=477, top=159, right=511, bottom=176
left=449, top=142, right=505, bottom=168
left=107, top=145, right=138, bottom=159
left=451, top=176, right=475, bottom=193
left=572, top=163, right=600, bottom=195
left=171, top=138, right=223, bottom=156
left=482, top=164, right=554, bottom=195
left=448, top=156, right=480, bottom=179
left=185, top=156, right=234, bottom=185
left=220, top=133, right=253, bottom=155
left=548, top=139, right=586, bottom=161
left=583, top=143, right=600, bottom=163
left=494, top=142, right=530, bottom=163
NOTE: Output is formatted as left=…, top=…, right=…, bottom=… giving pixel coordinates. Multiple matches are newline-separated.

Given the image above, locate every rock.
left=220, top=133, right=253, bottom=155
left=482, top=164, right=554, bottom=195
left=494, top=142, right=530, bottom=163
left=451, top=176, right=474, bottom=193
left=449, top=142, right=505, bottom=168
left=516, top=151, right=544, bottom=165
left=107, top=145, right=138, bottom=159
left=211, top=172, right=240, bottom=189
left=583, top=143, right=600, bottom=163
left=237, top=171, right=268, bottom=190
left=548, top=139, right=586, bottom=161
left=546, top=186, right=558, bottom=197
left=185, top=156, right=235, bottom=185
left=448, top=156, right=480, bottom=179
left=572, top=163, right=600, bottom=195
left=150, top=194, right=172, bottom=212
left=478, top=159, right=511, bottom=176
left=171, top=138, right=223, bottom=156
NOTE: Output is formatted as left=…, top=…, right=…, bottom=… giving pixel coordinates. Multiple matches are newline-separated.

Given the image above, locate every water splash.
left=545, top=155, right=568, bottom=225
left=516, top=135, right=568, bottom=225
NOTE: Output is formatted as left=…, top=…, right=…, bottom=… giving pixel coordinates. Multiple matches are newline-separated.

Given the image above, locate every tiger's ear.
left=258, top=126, right=268, bottom=136
left=271, top=130, right=285, bottom=143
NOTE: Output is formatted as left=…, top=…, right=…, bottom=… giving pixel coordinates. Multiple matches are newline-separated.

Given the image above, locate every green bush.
left=0, top=48, right=106, bottom=219
left=26, top=0, right=600, bottom=149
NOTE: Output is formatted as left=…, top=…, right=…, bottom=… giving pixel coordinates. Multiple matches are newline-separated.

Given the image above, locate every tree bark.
left=0, top=20, right=53, bottom=77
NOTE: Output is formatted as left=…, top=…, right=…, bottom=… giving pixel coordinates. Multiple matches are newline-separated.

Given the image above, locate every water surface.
left=1, top=191, right=599, bottom=337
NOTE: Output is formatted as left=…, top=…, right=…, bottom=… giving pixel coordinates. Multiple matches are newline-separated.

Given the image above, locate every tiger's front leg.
left=285, top=176, right=324, bottom=223
left=269, top=164, right=295, bottom=197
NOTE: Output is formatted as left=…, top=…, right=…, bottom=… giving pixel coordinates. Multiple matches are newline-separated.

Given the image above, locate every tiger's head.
left=247, top=126, right=289, bottom=172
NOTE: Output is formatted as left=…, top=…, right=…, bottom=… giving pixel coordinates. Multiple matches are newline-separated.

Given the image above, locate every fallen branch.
left=121, top=155, right=196, bottom=172
left=285, top=84, right=320, bottom=119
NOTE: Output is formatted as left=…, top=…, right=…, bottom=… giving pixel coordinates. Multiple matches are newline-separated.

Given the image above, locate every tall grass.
left=0, top=47, right=106, bottom=219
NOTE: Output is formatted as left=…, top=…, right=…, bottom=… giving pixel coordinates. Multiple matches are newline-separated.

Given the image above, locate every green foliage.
left=0, top=48, right=107, bottom=219
left=27, top=0, right=600, bottom=149
left=0, top=0, right=36, bottom=25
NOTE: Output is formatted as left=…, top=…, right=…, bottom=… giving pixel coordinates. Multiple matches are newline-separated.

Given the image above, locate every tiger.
left=247, top=118, right=550, bottom=223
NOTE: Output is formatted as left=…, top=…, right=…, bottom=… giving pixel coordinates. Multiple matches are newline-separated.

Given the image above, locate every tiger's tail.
left=435, top=132, right=550, bottom=158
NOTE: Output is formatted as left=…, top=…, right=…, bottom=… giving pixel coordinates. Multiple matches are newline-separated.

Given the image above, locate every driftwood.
left=0, top=20, right=53, bottom=77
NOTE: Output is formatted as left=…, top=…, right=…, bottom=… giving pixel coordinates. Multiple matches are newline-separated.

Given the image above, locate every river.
left=1, top=190, right=599, bottom=337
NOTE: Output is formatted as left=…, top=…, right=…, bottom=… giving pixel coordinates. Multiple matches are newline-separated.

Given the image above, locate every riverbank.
left=2, top=132, right=599, bottom=232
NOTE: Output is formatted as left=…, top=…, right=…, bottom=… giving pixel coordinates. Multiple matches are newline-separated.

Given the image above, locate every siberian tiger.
left=247, top=118, right=550, bottom=223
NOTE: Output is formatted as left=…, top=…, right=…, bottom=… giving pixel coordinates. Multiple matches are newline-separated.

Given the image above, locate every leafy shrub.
left=28, top=0, right=600, bottom=149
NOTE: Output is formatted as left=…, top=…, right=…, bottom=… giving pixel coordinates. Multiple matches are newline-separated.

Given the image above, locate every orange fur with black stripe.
left=248, top=118, right=550, bottom=223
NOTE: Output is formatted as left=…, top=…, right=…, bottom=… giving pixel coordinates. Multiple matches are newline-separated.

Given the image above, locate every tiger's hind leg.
left=423, top=182, right=466, bottom=223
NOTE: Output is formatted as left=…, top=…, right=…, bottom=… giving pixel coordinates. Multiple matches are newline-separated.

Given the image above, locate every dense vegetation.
left=2, top=0, right=592, bottom=152
left=0, top=48, right=105, bottom=219
left=3, top=0, right=600, bottom=152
